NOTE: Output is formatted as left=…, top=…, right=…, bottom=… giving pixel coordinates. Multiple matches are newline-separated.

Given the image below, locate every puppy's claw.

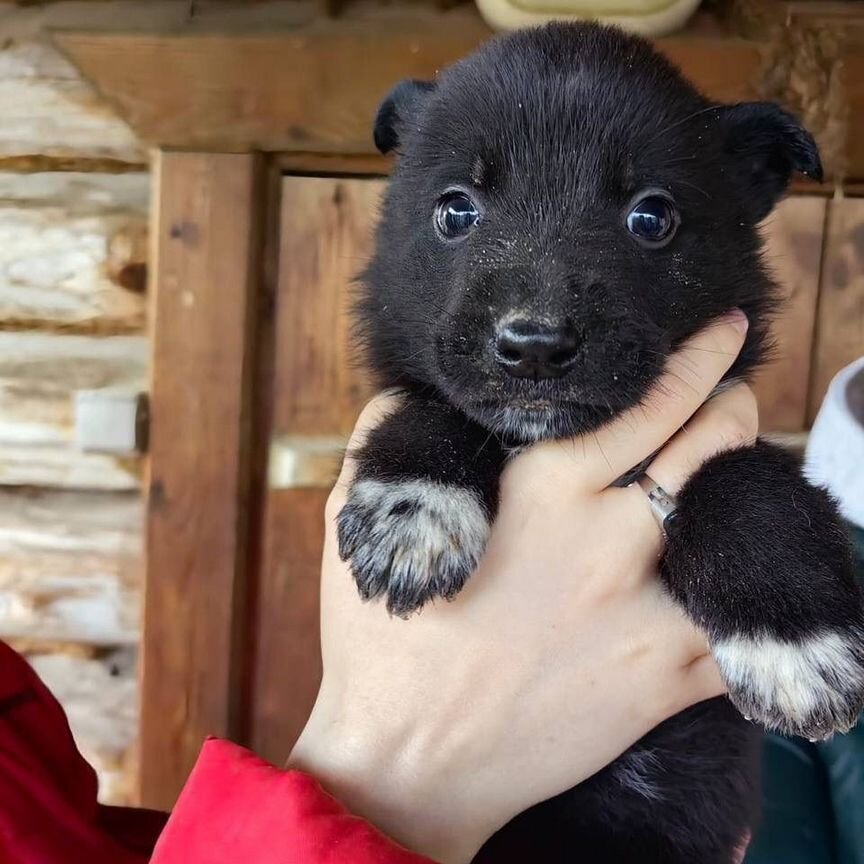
left=337, top=478, right=490, bottom=616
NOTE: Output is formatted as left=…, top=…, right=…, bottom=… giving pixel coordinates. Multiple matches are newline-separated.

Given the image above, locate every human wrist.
left=288, top=704, right=499, bottom=864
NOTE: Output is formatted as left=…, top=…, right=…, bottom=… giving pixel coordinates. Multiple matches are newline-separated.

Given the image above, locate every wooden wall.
left=0, top=9, right=147, bottom=804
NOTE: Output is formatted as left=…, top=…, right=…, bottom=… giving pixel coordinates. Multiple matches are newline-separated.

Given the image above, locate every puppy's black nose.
left=494, top=319, right=580, bottom=379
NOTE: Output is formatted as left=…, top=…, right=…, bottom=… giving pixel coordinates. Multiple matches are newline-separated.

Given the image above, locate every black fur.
left=338, top=22, right=864, bottom=863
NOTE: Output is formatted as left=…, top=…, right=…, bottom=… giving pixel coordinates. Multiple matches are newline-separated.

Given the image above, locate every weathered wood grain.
left=0, top=488, right=141, bottom=645
left=0, top=36, right=143, bottom=165
left=249, top=177, right=380, bottom=762
left=273, top=177, right=378, bottom=437
left=754, top=196, right=827, bottom=432
left=809, top=195, right=864, bottom=421
left=0, top=331, right=146, bottom=489
left=55, top=10, right=769, bottom=157
left=0, top=171, right=148, bottom=332
left=25, top=647, right=138, bottom=805
left=250, top=488, right=325, bottom=765
left=141, top=151, right=264, bottom=810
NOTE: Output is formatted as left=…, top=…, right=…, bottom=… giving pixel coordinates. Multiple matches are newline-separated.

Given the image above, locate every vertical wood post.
left=809, top=197, right=864, bottom=424
left=248, top=176, right=378, bottom=764
left=141, top=151, right=264, bottom=809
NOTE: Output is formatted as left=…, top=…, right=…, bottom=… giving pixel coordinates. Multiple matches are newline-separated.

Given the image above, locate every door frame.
left=52, top=8, right=863, bottom=808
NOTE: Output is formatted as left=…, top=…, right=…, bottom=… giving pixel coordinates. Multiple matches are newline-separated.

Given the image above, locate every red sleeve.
left=0, top=641, right=165, bottom=864
left=151, top=738, right=437, bottom=864
left=0, top=639, right=436, bottom=864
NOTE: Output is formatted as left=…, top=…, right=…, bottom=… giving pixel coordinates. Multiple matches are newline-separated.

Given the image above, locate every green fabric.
left=746, top=525, right=864, bottom=864
left=819, top=526, right=864, bottom=864
left=745, top=736, right=836, bottom=864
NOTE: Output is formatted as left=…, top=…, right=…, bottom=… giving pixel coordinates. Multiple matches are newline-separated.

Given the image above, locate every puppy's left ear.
left=720, top=102, right=823, bottom=221
left=374, top=79, right=436, bottom=154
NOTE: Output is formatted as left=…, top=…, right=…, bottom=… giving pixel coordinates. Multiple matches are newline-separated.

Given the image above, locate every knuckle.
left=716, top=410, right=756, bottom=450
left=735, top=384, right=760, bottom=427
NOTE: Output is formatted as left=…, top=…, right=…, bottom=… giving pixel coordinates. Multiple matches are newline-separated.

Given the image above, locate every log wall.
left=0, top=6, right=147, bottom=805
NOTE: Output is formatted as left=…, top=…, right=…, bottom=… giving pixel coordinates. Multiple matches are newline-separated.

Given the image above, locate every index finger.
left=516, top=310, right=749, bottom=490
left=333, top=390, right=403, bottom=491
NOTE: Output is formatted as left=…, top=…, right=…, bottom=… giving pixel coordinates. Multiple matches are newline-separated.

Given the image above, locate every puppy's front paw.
left=337, top=478, right=491, bottom=616
left=714, top=628, right=864, bottom=739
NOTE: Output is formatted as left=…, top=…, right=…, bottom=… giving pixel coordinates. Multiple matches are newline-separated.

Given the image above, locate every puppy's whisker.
left=674, top=179, right=712, bottom=200
left=679, top=346, right=737, bottom=357
left=655, top=154, right=699, bottom=168
left=475, top=431, right=493, bottom=459
left=655, top=104, right=720, bottom=138
left=592, top=430, right=613, bottom=471
left=394, top=347, right=430, bottom=364
left=664, top=370, right=701, bottom=397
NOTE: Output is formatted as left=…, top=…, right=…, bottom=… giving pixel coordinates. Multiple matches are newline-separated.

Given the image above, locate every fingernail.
left=723, top=309, right=749, bottom=334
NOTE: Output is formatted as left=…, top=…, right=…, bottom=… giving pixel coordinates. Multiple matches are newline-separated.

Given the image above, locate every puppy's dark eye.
left=435, top=192, right=480, bottom=239
left=626, top=196, right=678, bottom=246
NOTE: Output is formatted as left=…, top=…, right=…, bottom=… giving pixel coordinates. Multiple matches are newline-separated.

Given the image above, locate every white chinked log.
left=25, top=648, right=138, bottom=805
left=0, top=331, right=147, bottom=489
left=0, top=171, right=148, bottom=331
left=0, top=488, right=141, bottom=645
left=0, top=37, right=144, bottom=164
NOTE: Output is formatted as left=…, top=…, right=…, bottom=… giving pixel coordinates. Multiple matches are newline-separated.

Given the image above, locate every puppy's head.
left=360, top=23, right=821, bottom=442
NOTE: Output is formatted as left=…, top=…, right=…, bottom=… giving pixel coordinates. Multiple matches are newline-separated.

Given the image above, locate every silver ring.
left=633, top=473, right=679, bottom=535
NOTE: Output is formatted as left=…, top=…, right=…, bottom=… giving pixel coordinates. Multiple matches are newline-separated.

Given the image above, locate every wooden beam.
left=54, top=8, right=767, bottom=157
left=808, top=196, right=864, bottom=423
left=140, top=151, right=264, bottom=810
left=753, top=196, right=827, bottom=432
left=249, top=176, right=377, bottom=763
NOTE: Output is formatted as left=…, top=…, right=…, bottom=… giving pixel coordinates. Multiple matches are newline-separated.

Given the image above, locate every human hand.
left=289, top=312, right=754, bottom=863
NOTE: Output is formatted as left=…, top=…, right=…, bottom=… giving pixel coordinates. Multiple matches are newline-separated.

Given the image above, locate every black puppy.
left=337, top=23, right=864, bottom=863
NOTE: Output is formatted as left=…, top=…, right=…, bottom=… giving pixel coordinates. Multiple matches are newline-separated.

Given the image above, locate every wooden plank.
left=0, top=331, right=146, bottom=490
left=250, top=489, right=326, bottom=765
left=249, top=176, right=380, bottom=760
left=809, top=195, right=864, bottom=422
left=0, top=488, right=141, bottom=645
left=54, top=8, right=767, bottom=156
left=753, top=196, right=826, bottom=432
left=277, top=151, right=390, bottom=176
left=273, top=176, right=378, bottom=436
left=846, top=50, right=864, bottom=185
left=0, top=171, right=148, bottom=333
left=141, top=151, right=263, bottom=810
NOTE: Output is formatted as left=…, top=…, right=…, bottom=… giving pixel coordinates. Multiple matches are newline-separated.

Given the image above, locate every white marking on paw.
left=351, top=478, right=490, bottom=592
left=714, top=630, right=864, bottom=732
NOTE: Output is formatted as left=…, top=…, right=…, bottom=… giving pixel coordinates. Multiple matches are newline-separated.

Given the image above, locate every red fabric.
left=152, top=739, right=434, bottom=864
left=0, top=641, right=435, bottom=864
left=0, top=641, right=165, bottom=863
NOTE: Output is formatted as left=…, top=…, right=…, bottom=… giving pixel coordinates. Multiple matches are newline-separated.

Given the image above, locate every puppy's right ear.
left=719, top=102, right=823, bottom=222
left=373, top=80, right=436, bottom=154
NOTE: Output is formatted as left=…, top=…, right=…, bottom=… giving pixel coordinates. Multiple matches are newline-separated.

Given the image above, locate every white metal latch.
left=74, top=389, right=149, bottom=455
left=268, top=436, right=347, bottom=489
